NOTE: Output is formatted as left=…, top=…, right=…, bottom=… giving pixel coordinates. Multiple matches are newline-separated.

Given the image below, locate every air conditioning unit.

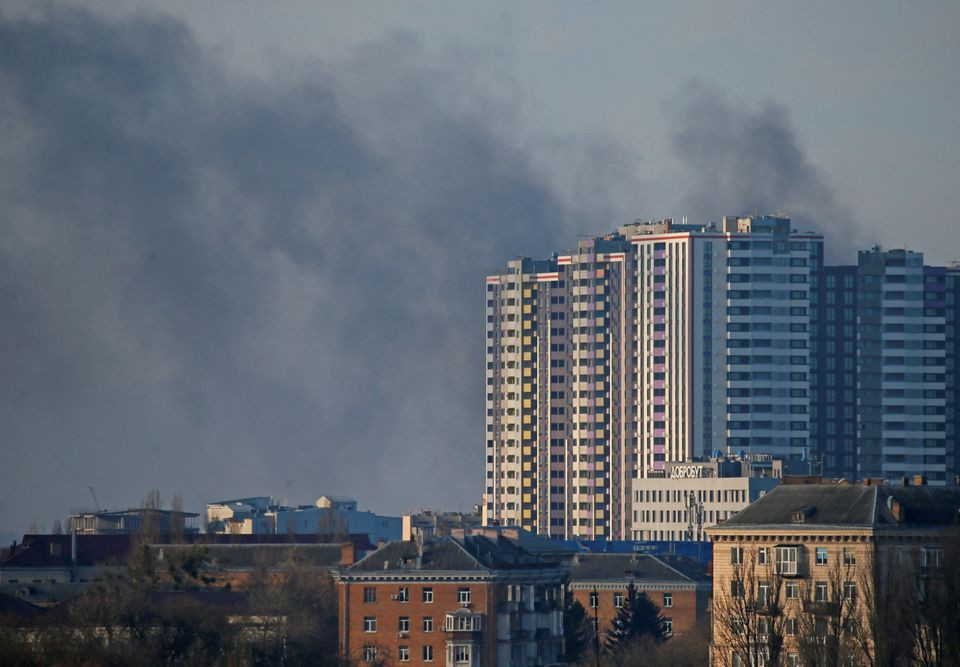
left=398, top=631, right=409, bottom=638
left=390, top=594, right=400, bottom=600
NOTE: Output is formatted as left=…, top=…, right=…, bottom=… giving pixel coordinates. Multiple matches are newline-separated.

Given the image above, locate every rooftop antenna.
left=88, top=487, right=101, bottom=512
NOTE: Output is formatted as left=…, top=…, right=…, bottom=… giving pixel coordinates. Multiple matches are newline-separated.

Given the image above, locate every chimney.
left=71, top=531, right=77, bottom=567
left=340, top=542, right=355, bottom=566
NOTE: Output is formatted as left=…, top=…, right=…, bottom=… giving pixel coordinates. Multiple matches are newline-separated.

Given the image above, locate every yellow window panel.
left=594, top=430, right=604, bottom=439
left=596, top=397, right=605, bottom=407
left=523, top=288, right=533, bottom=299
left=523, top=446, right=533, bottom=456
left=522, top=430, right=533, bottom=440
left=523, top=383, right=533, bottom=393
left=523, top=478, right=533, bottom=487
left=522, top=304, right=532, bottom=314
left=595, top=317, right=604, bottom=327
left=523, top=399, right=532, bottom=409
left=523, top=336, right=533, bottom=345
left=523, top=367, right=533, bottom=377
left=596, top=381, right=605, bottom=390
left=596, top=333, right=605, bottom=342
left=595, top=509, right=605, bottom=519
left=523, top=351, right=532, bottom=361
left=522, top=462, right=532, bottom=472
left=596, top=269, right=605, bottom=278
left=595, top=446, right=605, bottom=455
left=523, top=494, right=532, bottom=503
left=522, top=509, right=531, bottom=519
left=522, top=414, right=532, bottom=424
left=523, top=320, right=533, bottom=330
left=595, top=478, right=605, bottom=487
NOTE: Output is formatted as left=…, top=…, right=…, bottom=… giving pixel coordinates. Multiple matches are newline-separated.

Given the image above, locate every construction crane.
left=88, top=486, right=101, bottom=512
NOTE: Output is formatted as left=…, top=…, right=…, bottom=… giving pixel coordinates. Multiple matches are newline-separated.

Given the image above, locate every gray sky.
left=1, top=1, right=957, bottom=534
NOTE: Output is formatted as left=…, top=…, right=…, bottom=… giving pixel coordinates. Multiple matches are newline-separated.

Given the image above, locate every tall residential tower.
left=484, top=215, right=824, bottom=539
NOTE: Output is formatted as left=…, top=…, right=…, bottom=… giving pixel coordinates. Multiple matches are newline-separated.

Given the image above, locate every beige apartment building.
left=707, top=480, right=960, bottom=667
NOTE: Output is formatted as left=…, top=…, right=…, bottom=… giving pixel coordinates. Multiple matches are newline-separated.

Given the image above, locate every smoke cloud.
left=669, top=82, right=871, bottom=263
left=0, top=5, right=584, bottom=529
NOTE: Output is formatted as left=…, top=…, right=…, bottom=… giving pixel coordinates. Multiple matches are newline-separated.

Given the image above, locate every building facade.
left=567, top=552, right=710, bottom=639
left=484, top=215, right=823, bottom=539
left=630, top=457, right=783, bottom=541
left=206, top=495, right=401, bottom=544
left=335, top=531, right=567, bottom=667
left=706, top=481, right=960, bottom=667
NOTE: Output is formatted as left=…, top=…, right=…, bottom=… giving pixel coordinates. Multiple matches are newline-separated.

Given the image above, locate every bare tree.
left=713, top=550, right=787, bottom=667
left=794, top=548, right=864, bottom=667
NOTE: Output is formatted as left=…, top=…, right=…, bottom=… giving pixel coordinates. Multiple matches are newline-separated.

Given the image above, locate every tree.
left=563, top=590, right=591, bottom=663
left=712, top=550, right=786, bottom=667
left=794, top=551, right=862, bottom=667
left=605, top=583, right=667, bottom=654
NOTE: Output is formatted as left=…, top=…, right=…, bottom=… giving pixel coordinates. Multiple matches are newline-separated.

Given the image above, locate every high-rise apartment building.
left=484, top=215, right=824, bottom=539
left=812, top=249, right=959, bottom=484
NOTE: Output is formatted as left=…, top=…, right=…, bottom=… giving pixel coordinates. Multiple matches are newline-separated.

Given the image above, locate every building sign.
left=670, top=465, right=711, bottom=479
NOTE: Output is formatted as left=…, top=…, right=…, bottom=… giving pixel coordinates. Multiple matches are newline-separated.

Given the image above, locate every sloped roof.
left=719, top=484, right=960, bottom=528
left=346, top=534, right=564, bottom=574
left=569, top=554, right=708, bottom=583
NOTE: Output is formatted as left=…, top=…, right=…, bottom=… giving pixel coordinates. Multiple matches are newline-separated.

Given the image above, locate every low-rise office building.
left=335, top=528, right=567, bottom=667
left=567, top=552, right=710, bottom=638
left=631, top=457, right=783, bottom=541
left=206, top=495, right=401, bottom=544
left=68, top=508, right=200, bottom=535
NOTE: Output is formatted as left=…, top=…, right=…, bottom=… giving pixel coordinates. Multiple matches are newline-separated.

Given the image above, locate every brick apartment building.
left=567, top=552, right=710, bottom=638
left=335, top=529, right=567, bottom=666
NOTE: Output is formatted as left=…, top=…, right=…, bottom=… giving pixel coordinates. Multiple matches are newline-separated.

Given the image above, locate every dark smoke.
left=0, top=5, right=580, bottom=529
left=669, top=82, right=871, bottom=263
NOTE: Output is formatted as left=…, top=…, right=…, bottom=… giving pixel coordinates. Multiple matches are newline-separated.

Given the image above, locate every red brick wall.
left=571, top=585, right=704, bottom=638
left=340, top=580, right=495, bottom=665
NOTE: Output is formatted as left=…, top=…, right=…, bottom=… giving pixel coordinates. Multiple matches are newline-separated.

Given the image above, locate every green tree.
left=563, top=590, right=591, bottom=663
left=605, top=584, right=667, bottom=653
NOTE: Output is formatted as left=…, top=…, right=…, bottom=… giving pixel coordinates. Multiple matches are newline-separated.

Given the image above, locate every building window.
left=363, top=617, right=377, bottom=633
left=589, top=592, right=599, bottom=608
left=453, top=645, right=471, bottom=663
left=775, top=546, right=799, bottom=575
left=843, top=548, right=856, bottom=566
left=663, top=593, right=673, bottom=608
left=423, top=645, right=434, bottom=662
left=758, top=547, right=768, bottom=565
left=816, top=547, right=828, bottom=566
left=786, top=618, right=797, bottom=636
left=787, top=652, right=799, bottom=667
left=458, top=588, right=471, bottom=604
left=815, top=581, right=828, bottom=602
left=731, top=580, right=745, bottom=598
left=398, top=646, right=410, bottom=662
left=731, top=547, right=744, bottom=565
left=397, top=586, right=409, bottom=603
left=363, top=646, right=377, bottom=662
left=399, top=617, right=410, bottom=634
left=423, top=617, right=433, bottom=632
left=663, top=617, right=673, bottom=636
left=785, top=582, right=799, bottom=599
left=613, top=592, right=624, bottom=608
left=422, top=587, right=433, bottom=603
left=363, top=587, right=376, bottom=603
left=843, top=581, right=857, bottom=601
left=758, top=581, right=770, bottom=606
